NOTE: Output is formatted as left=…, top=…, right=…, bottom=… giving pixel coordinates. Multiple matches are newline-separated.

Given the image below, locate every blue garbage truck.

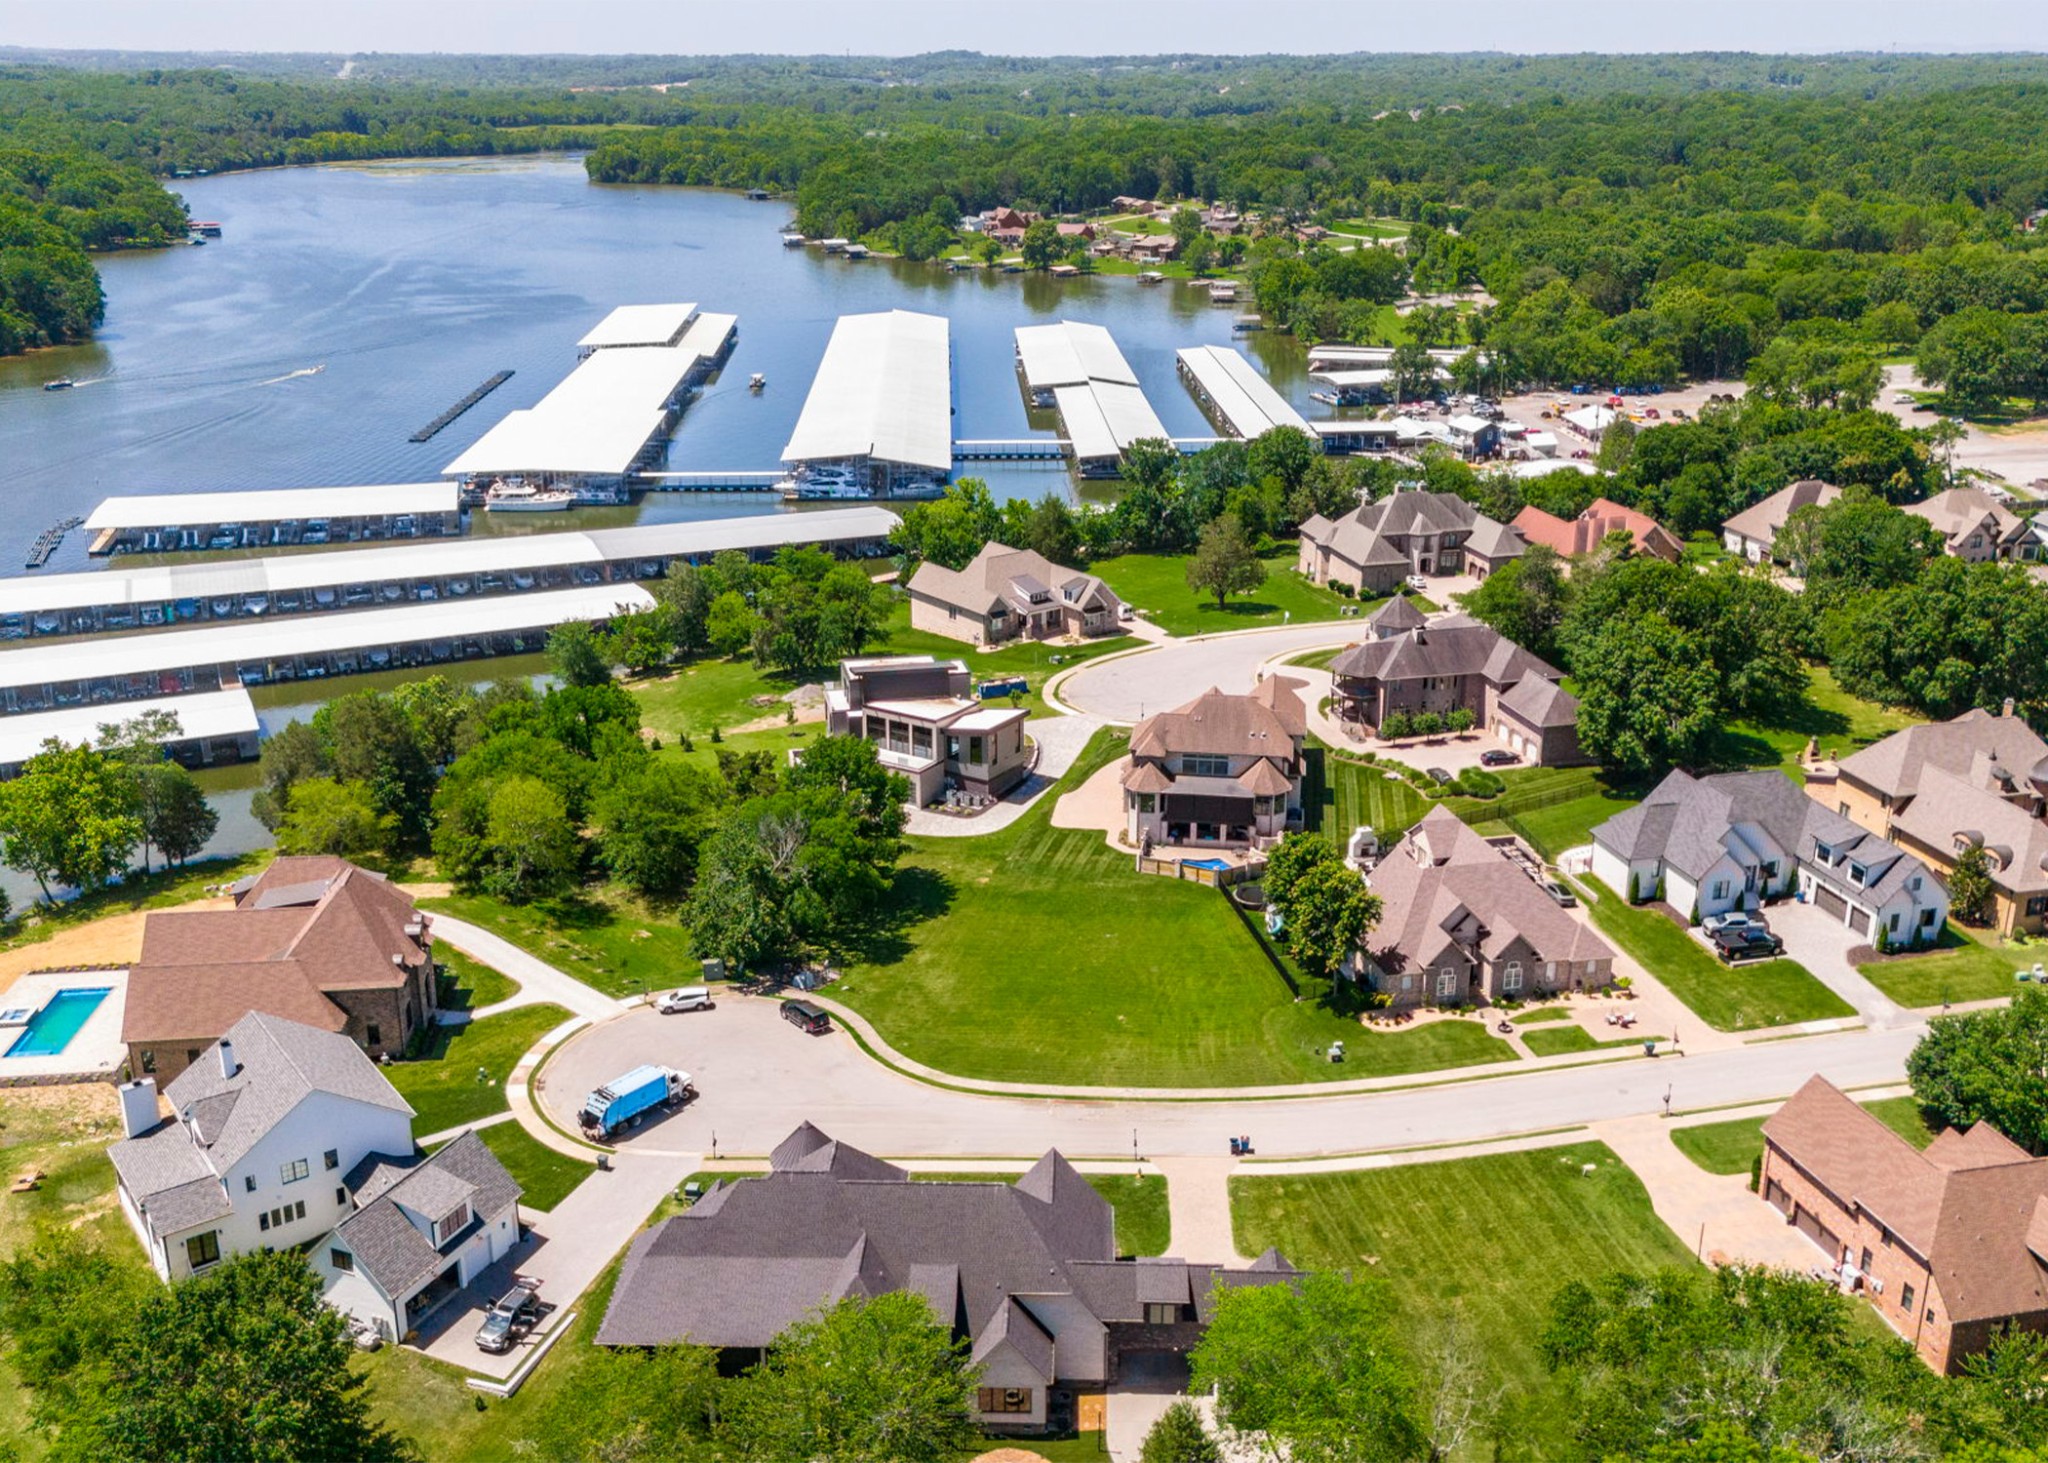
left=578, top=1064, right=694, bottom=1140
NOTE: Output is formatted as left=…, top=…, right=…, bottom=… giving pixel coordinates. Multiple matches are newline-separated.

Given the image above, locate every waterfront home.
left=1297, top=488, right=1526, bottom=594
left=905, top=542, right=1125, bottom=646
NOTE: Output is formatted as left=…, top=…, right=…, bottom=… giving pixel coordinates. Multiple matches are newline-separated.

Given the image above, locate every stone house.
left=1298, top=489, right=1526, bottom=594
left=1903, top=486, right=2034, bottom=562
left=1122, top=680, right=1307, bottom=851
left=1721, top=479, right=1841, bottom=563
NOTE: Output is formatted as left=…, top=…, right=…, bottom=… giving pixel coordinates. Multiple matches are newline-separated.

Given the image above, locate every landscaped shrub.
left=1452, top=769, right=1505, bottom=799
left=1412, top=711, right=1445, bottom=736
left=1629, top=871, right=1642, bottom=903
left=1445, top=707, right=1476, bottom=734
left=1328, top=578, right=1355, bottom=597
left=1379, top=712, right=1412, bottom=740
left=1749, top=1152, right=1763, bottom=1193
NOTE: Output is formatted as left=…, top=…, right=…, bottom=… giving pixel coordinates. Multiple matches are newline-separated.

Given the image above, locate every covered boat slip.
left=1013, top=320, right=1139, bottom=406
left=0, top=688, right=261, bottom=778
left=782, top=310, right=953, bottom=492
left=1175, top=346, right=1313, bottom=440
left=0, top=585, right=654, bottom=714
left=1015, top=321, right=1169, bottom=475
left=1050, top=382, right=1170, bottom=476
left=0, top=508, right=898, bottom=641
left=576, top=302, right=700, bottom=356
left=444, top=312, right=739, bottom=497
left=81, top=484, right=462, bottom=556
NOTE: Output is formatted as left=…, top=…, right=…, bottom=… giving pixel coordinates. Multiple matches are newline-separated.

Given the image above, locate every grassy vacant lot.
left=1857, top=923, right=2030, bottom=1007
left=1232, top=1141, right=1695, bottom=1451
left=384, top=1004, right=569, bottom=1135
left=1673, top=1096, right=1938, bottom=1177
left=1575, top=876, right=1851, bottom=1031
left=834, top=730, right=1512, bottom=1087
left=1090, top=550, right=1355, bottom=636
left=1711, top=666, right=1922, bottom=779
left=421, top=891, right=696, bottom=999
left=434, top=945, right=517, bottom=1012
left=1521, top=1025, right=1663, bottom=1057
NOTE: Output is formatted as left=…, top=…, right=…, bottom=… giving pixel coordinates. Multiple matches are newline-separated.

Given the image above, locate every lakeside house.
left=1810, top=704, right=2048, bottom=936
left=824, top=654, right=1032, bottom=807
left=1762, top=1075, right=2048, bottom=1374
left=905, top=542, right=1125, bottom=646
left=1122, top=680, right=1307, bottom=851
left=1297, top=488, right=1526, bottom=594
left=597, top=1122, right=1300, bottom=1435
left=121, top=857, right=438, bottom=1085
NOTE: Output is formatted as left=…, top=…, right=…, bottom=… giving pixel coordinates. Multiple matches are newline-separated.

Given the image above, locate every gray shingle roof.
left=333, top=1130, right=521, bottom=1299
left=1837, top=707, right=2048, bottom=801
left=1328, top=622, right=1560, bottom=690
left=1303, top=489, right=1523, bottom=573
left=108, top=1113, right=215, bottom=1204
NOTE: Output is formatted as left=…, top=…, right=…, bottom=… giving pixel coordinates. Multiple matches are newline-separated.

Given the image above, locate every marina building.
left=82, top=484, right=461, bottom=557
left=0, top=687, right=262, bottom=779
left=444, top=308, right=738, bottom=501
left=0, top=585, right=652, bottom=716
left=0, top=508, right=897, bottom=641
left=782, top=310, right=953, bottom=495
left=1175, top=346, right=1313, bottom=442
left=1012, top=321, right=1170, bottom=476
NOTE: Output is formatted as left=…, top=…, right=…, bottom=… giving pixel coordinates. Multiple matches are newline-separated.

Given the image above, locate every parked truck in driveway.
left=578, top=1064, right=694, bottom=1140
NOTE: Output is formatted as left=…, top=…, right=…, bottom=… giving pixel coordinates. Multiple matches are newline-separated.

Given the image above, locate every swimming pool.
left=1183, top=858, right=1233, bottom=871
left=5, top=988, right=113, bottom=1058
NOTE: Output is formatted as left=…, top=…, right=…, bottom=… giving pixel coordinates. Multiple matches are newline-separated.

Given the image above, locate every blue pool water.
left=5, top=988, right=113, bottom=1058
left=1183, top=858, right=1233, bottom=871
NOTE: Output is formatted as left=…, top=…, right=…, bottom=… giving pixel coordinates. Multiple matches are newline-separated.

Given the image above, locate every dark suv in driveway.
left=1709, top=926, right=1785, bottom=963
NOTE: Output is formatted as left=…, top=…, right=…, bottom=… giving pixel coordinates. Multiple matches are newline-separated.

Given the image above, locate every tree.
left=705, top=590, right=761, bottom=660
left=481, top=775, right=580, bottom=903
left=1572, top=617, right=1721, bottom=775
left=1908, top=987, right=2048, bottom=1154
left=891, top=479, right=1002, bottom=569
left=721, top=1292, right=978, bottom=1463
left=1462, top=545, right=1568, bottom=660
left=321, top=692, right=438, bottom=848
left=529, top=1343, right=720, bottom=1463
left=1183, top=232, right=1218, bottom=277
left=686, top=803, right=796, bottom=971
left=1949, top=844, right=1996, bottom=926
left=1020, top=217, right=1061, bottom=270
left=547, top=620, right=613, bottom=687
left=1191, top=1271, right=1425, bottom=1463
left=273, top=778, right=395, bottom=858
left=1263, top=831, right=1340, bottom=914
left=1389, top=341, right=1439, bottom=402
left=1140, top=1399, right=1220, bottom=1463
left=0, top=740, right=142, bottom=899
left=605, top=606, right=681, bottom=677
left=595, top=760, right=722, bottom=899
left=1185, top=513, right=1267, bottom=609
left=1170, top=205, right=1204, bottom=252
left=250, top=719, right=330, bottom=832
left=132, top=764, right=218, bottom=872
left=1285, top=860, right=1381, bottom=981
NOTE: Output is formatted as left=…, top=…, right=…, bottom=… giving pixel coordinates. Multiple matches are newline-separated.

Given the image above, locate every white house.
left=1590, top=769, right=1949, bottom=945
left=109, top=1011, right=415, bottom=1283
left=316, top=1129, right=524, bottom=1341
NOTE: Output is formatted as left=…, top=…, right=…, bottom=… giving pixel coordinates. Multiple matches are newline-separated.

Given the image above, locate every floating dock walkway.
left=411, top=371, right=515, bottom=442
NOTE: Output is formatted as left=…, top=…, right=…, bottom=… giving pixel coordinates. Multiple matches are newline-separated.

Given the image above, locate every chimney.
left=2004, top=697, right=2017, bottom=719
left=217, top=1038, right=237, bottom=1080
left=117, top=1078, right=159, bottom=1139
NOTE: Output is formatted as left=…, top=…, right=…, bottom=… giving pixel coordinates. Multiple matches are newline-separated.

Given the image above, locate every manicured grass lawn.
left=1231, top=1141, right=1696, bottom=1450
left=1857, top=922, right=2030, bottom=1007
left=834, top=730, right=1513, bottom=1087
left=1575, top=876, right=1851, bottom=1032
left=1504, top=789, right=1641, bottom=863
left=384, top=1004, right=570, bottom=1135
left=1310, top=745, right=1433, bottom=842
left=420, top=890, right=697, bottom=999
left=1862, top=1095, right=1939, bottom=1148
left=434, top=945, right=518, bottom=1012
left=469, top=1121, right=592, bottom=1212
left=1329, top=216, right=1412, bottom=240
left=1710, top=665, right=1922, bottom=778
left=1672, top=1096, right=1938, bottom=1177
left=1090, top=550, right=1356, bottom=637
left=914, top=1172, right=1170, bottom=1258
left=1521, top=1025, right=1663, bottom=1057
left=1507, top=1003, right=1575, bottom=1024
left=1284, top=645, right=1347, bottom=672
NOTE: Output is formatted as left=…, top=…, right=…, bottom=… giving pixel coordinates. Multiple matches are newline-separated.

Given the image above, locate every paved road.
left=538, top=997, right=1921, bottom=1166
left=1056, top=622, right=1363, bottom=723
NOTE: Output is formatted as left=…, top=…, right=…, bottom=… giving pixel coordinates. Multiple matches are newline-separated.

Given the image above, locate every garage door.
left=1848, top=907, right=1871, bottom=936
left=1813, top=883, right=1847, bottom=922
left=1793, top=1205, right=1841, bottom=1261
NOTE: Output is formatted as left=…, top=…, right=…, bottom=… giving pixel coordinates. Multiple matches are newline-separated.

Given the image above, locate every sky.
left=6, top=0, right=2048, bottom=58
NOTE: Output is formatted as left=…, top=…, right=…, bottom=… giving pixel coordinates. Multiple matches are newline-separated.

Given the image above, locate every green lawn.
left=466, top=1122, right=592, bottom=1212
left=1672, top=1096, right=1938, bottom=1177
left=1504, top=789, right=1641, bottom=863
left=420, top=891, right=698, bottom=999
left=1862, top=1095, right=1940, bottom=1148
left=1283, top=645, right=1348, bottom=672
left=913, top=1172, right=1169, bottom=1258
left=1575, top=877, right=1851, bottom=1031
left=434, top=945, right=518, bottom=1013
left=1709, top=665, right=1923, bottom=778
left=1231, top=1141, right=1696, bottom=1453
left=1310, top=745, right=1433, bottom=841
left=1090, top=550, right=1356, bottom=637
left=834, top=729, right=1513, bottom=1087
left=0, top=851, right=271, bottom=954
left=1508, top=1004, right=1575, bottom=1024
left=384, top=1004, right=570, bottom=1135
left=1857, top=922, right=2031, bottom=1007
left=1521, top=1025, right=1663, bottom=1057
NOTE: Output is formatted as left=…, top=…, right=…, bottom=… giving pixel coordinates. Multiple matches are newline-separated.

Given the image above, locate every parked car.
left=1405, top=574, right=1429, bottom=593
left=1701, top=911, right=1768, bottom=936
left=1425, top=767, right=1453, bottom=785
left=1479, top=749, right=1519, bottom=768
left=1710, top=927, right=1785, bottom=963
left=657, top=985, right=713, bottom=1014
left=475, top=1281, right=541, bottom=1353
left=782, top=999, right=832, bottom=1035
left=1539, top=879, right=1578, bottom=908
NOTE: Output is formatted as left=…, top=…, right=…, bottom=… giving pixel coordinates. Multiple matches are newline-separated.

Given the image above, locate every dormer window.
left=1815, top=841, right=1833, bottom=863
left=433, top=1203, right=472, bottom=1245
left=1848, top=863, right=1867, bottom=887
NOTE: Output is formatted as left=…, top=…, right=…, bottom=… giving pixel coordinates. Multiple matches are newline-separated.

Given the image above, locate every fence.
left=1135, top=855, right=1266, bottom=888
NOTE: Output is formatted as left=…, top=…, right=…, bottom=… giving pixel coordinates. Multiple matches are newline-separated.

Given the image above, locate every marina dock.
left=1013, top=321, right=1170, bottom=476
left=410, top=370, right=515, bottom=442
left=83, top=483, right=462, bottom=556
left=782, top=310, right=952, bottom=497
left=1176, top=345, right=1313, bottom=441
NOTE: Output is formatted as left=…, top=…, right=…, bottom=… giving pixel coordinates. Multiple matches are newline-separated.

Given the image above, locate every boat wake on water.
left=257, top=364, right=327, bottom=386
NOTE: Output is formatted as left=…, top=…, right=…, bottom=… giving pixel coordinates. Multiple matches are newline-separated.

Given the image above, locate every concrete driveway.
left=1056, top=623, right=1363, bottom=724
left=1757, top=900, right=1908, bottom=1029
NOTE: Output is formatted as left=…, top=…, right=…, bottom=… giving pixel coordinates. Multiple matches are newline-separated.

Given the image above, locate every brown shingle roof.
left=1511, top=498, right=1682, bottom=562
left=1722, top=479, right=1841, bottom=548
left=1129, top=683, right=1304, bottom=761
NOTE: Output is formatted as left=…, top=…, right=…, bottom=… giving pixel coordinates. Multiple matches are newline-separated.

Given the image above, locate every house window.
left=1183, top=755, right=1231, bottom=778
left=244, top=1175, right=257, bottom=1194
left=141, top=1049, right=156, bottom=1073
left=1838, top=802, right=1852, bottom=817
left=1909, top=876, right=1921, bottom=892
left=259, top=1211, right=269, bottom=1232
left=2029, top=896, right=2048, bottom=917
left=366, top=1025, right=382, bottom=1047
left=1400, top=975, right=1413, bottom=992
left=1136, top=793, right=1156, bottom=814
left=1711, top=880, right=1729, bottom=900
left=1888, top=913, right=1900, bottom=933
left=1815, top=842, right=1834, bottom=863
left=1437, top=968, right=1459, bottom=999
left=281, top=1158, right=310, bottom=1185
left=1848, top=863, right=1867, bottom=888
left=185, top=1232, right=221, bottom=1270
left=1901, top=1283, right=1915, bottom=1312
left=968, top=736, right=984, bottom=765
left=323, top=1149, right=339, bottom=1171
left=434, top=1204, right=472, bottom=1245
left=1921, top=908, right=1938, bottom=928
left=335, top=1187, right=348, bottom=1207
left=978, top=1388, right=1034, bottom=1415
left=1503, top=962, right=1523, bottom=993
left=331, top=1249, right=354, bottom=1274
left=1144, top=1303, right=1181, bottom=1324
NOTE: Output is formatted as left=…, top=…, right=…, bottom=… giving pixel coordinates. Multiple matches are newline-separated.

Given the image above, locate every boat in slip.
left=749, top=373, right=767, bottom=392
left=482, top=481, right=575, bottom=513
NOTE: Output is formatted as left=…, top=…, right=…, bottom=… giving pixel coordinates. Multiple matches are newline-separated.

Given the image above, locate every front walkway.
left=904, top=712, right=1104, bottom=837
left=427, top=914, right=636, bottom=1025
left=1761, top=899, right=1909, bottom=1030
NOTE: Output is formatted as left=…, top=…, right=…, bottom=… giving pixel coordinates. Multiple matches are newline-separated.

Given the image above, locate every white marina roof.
left=82, top=484, right=458, bottom=532
left=0, top=689, right=260, bottom=768
left=1311, top=420, right=1398, bottom=437
left=782, top=310, right=952, bottom=472
left=1507, top=458, right=1601, bottom=479
left=1176, top=346, right=1311, bottom=439
left=1310, top=368, right=1394, bottom=388
left=1013, top=321, right=1139, bottom=392
left=0, top=585, right=653, bottom=693
left=1053, top=385, right=1119, bottom=462
left=444, top=314, right=737, bottom=479
left=578, top=303, right=699, bottom=351
left=582, top=506, right=901, bottom=561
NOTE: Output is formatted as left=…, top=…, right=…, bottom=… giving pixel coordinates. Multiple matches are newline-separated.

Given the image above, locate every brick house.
left=598, top=1123, right=1300, bottom=1435
left=122, top=857, right=437, bottom=1084
left=905, top=542, right=1125, bottom=646
left=1904, top=486, right=2033, bottom=563
left=1298, top=489, right=1526, bottom=595
left=1510, top=496, right=1684, bottom=564
left=1810, top=705, right=2048, bottom=936
left=1359, top=807, right=1615, bottom=1008
left=1721, top=479, right=1841, bottom=563
left=1761, top=1075, right=2048, bottom=1374
left=1122, top=680, right=1307, bottom=851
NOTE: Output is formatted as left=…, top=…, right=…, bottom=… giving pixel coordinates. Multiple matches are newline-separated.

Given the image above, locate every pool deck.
left=0, top=969, right=128, bottom=1083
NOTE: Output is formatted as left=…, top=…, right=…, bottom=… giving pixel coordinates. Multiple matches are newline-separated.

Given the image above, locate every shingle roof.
left=906, top=542, right=1122, bottom=622
left=1903, top=486, right=2025, bottom=549
left=1303, top=490, right=1521, bottom=573
left=1365, top=594, right=1427, bottom=633
left=1497, top=675, right=1580, bottom=730
left=1722, top=479, right=1841, bottom=547
left=1511, top=498, right=1683, bottom=562
left=1838, top=708, right=2048, bottom=802
left=1328, top=622, right=1561, bottom=691
left=1889, top=766, right=2048, bottom=895
left=1129, top=682, right=1305, bottom=761
left=334, top=1130, right=520, bottom=1298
